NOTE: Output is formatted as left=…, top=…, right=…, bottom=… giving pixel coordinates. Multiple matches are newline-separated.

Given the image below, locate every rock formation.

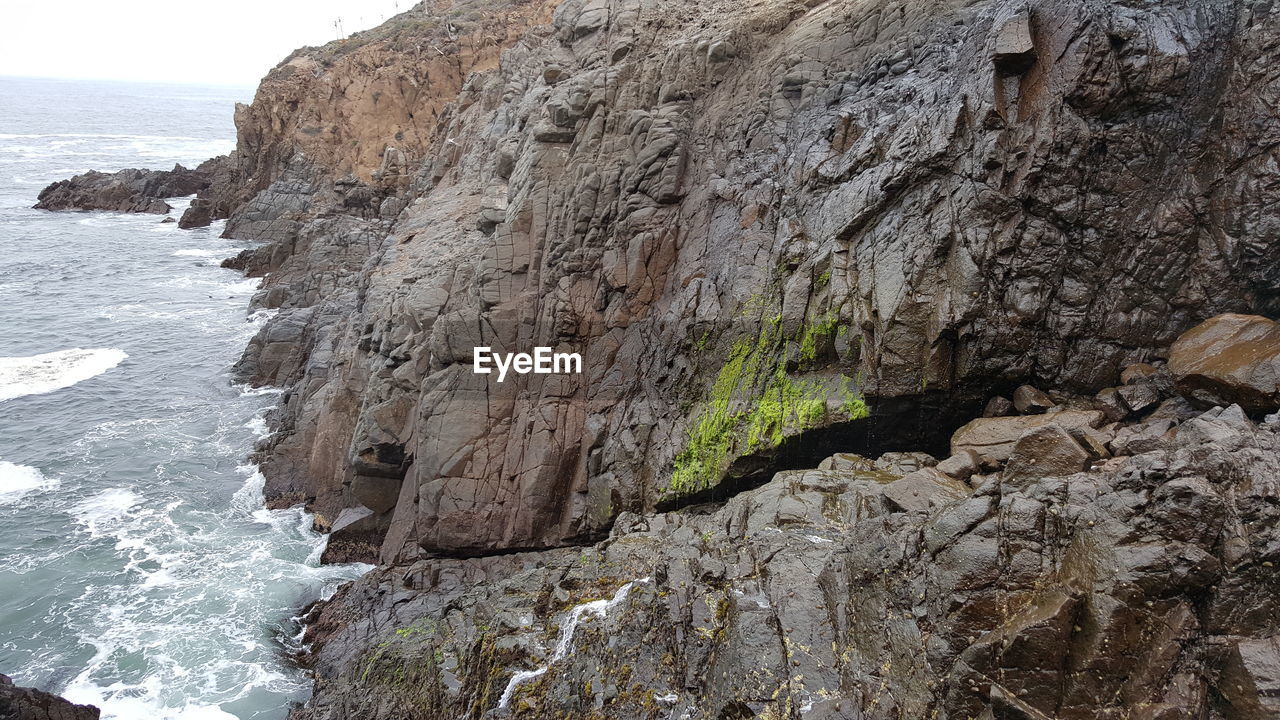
left=37, top=0, right=1280, bottom=716
left=32, top=163, right=214, bottom=214
left=0, top=675, right=99, bottom=720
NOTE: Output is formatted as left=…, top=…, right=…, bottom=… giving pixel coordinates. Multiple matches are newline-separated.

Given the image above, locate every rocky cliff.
left=36, top=0, right=1280, bottom=716
left=221, top=0, right=1279, bottom=565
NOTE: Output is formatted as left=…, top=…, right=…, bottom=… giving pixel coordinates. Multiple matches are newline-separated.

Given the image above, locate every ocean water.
left=0, top=77, right=370, bottom=719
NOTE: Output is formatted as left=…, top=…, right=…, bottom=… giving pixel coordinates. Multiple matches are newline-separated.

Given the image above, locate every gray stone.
left=1013, top=385, right=1054, bottom=414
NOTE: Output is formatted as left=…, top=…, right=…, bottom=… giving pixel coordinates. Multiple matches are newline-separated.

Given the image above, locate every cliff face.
left=185, top=0, right=1280, bottom=716
left=222, top=0, right=1278, bottom=561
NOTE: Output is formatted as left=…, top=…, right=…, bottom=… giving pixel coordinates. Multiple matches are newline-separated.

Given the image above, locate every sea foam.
left=0, top=348, right=127, bottom=402
left=0, top=461, right=55, bottom=505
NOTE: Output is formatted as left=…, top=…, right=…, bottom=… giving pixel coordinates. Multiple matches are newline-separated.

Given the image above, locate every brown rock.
left=983, top=396, right=1015, bottom=418
left=1003, top=425, right=1091, bottom=483
left=1218, top=636, right=1280, bottom=718
left=1013, top=385, right=1054, bottom=414
left=1121, top=363, right=1159, bottom=385
left=1110, top=419, right=1176, bottom=456
left=1117, top=383, right=1162, bottom=416
left=990, top=11, right=1036, bottom=74
left=1095, top=387, right=1129, bottom=422
left=936, top=450, right=981, bottom=482
left=952, top=411, right=1105, bottom=468
left=1169, top=314, right=1280, bottom=413
left=883, top=468, right=969, bottom=513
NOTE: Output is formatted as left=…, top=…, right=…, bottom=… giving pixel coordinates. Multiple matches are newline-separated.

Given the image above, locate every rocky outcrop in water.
left=0, top=675, right=99, bottom=720
left=32, top=163, right=213, bottom=214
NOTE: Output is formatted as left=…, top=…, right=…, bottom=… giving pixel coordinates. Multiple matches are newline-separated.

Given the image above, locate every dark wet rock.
left=33, top=164, right=210, bottom=214
left=1002, top=424, right=1089, bottom=483
left=952, top=410, right=1105, bottom=468
left=1094, top=387, right=1129, bottom=423
left=1120, top=363, right=1159, bottom=386
left=1012, top=385, right=1054, bottom=414
left=1110, top=418, right=1176, bottom=456
left=1170, top=314, right=1280, bottom=414
left=936, top=449, right=981, bottom=482
left=1117, top=382, right=1162, bottom=416
left=0, top=675, right=99, bottom=720
left=983, top=396, right=1015, bottom=417
left=291, top=406, right=1280, bottom=719
left=884, top=467, right=969, bottom=512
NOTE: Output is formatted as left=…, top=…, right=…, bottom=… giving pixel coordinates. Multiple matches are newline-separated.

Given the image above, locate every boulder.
left=990, top=11, right=1036, bottom=74
left=817, top=452, right=876, bottom=473
left=1121, top=363, right=1159, bottom=385
left=983, top=396, right=1015, bottom=417
left=1117, top=383, right=1162, bottom=416
left=951, top=410, right=1105, bottom=468
left=1109, top=418, right=1176, bottom=456
left=1003, top=425, right=1091, bottom=483
left=1094, top=387, right=1129, bottom=422
left=1169, top=314, right=1280, bottom=413
left=883, top=468, right=969, bottom=513
left=875, top=451, right=938, bottom=475
left=1218, top=636, right=1280, bottom=718
left=1012, top=385, right=1054, bottom=414
left=936, top=450, right=981, bottom=482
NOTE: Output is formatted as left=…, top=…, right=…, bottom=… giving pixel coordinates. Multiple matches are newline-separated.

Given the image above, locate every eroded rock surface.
left=292, top=403, right=1280, bottom=719
left=210, top=0, right=1280, bottom=567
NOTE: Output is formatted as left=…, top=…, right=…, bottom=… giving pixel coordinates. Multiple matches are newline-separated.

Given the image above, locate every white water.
left=497, top=578, right=650, bottom=708
left=0, top=76, right=369, bottom=720
left=0, top=348, right=128, bottom=402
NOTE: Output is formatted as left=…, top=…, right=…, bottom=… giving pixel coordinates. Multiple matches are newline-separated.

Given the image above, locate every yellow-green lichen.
left=669, top=313, right=869, bottom=497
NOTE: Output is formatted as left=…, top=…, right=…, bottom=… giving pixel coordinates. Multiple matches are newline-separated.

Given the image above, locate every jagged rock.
left=1012, top=385, right=1054, bottom=414
left=1121, top=363, right=1159, bottom=385
left=1094, top=387, right=1129, bottom=422
left=0, top=674, right=99, bottom=720
left=1169, top=314, right=1280, bottom=414
left=1003, top=424, right=1090, bottom=483
left=983, top=396, right=1015, bottom=417
left=990, top=9, right=1036, bottom=74
left=817, top=452, right=876, bottom=473
left=952, top=410, right=1105, bottom=468
left=1147, top=396, right=1200, bottom=423
left=936, top=449, right=981, bottom=482
left=32, top=164, right=210, bottom=214
left=875, top=451, right=938, bottom=475
left=1117, top=383, right=1162, bottom=416
left=884, top=467, right=969, bottom=513
left=292, top=394, right=1280, bottom=720
left=1110, top=418, right=1176, bottom=456
left=1219, top=636, right=1280, bottom=718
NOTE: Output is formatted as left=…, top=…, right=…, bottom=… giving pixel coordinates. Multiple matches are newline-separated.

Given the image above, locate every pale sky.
left=0, top=1, right=412, bottom=86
